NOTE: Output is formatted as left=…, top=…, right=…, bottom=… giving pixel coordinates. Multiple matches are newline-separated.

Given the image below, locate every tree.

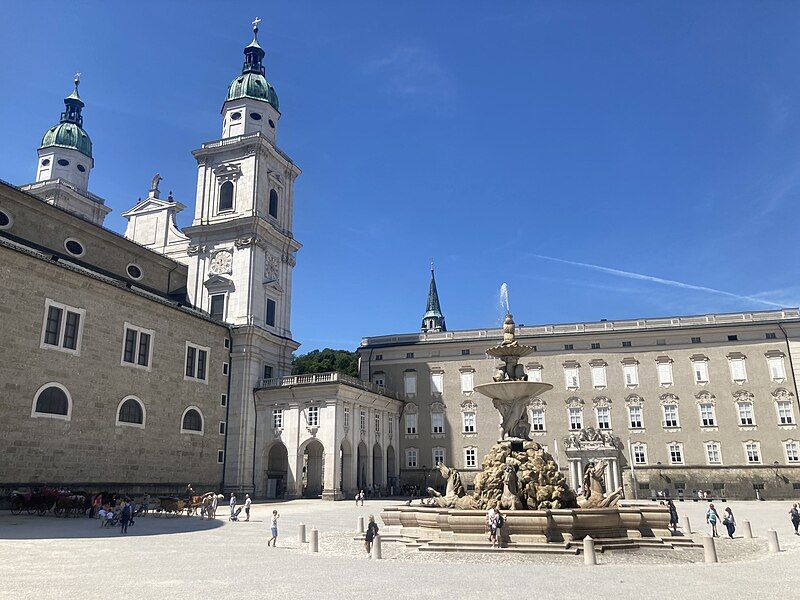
left=292, top=348, right=358, bottom=377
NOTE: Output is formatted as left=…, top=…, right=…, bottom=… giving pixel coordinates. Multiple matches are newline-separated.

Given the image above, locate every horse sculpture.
left=426, top=463, right=476, bottom=509
left=577, top=459, right=623, bottom=508
left=499, top=465, right=523, bottom=510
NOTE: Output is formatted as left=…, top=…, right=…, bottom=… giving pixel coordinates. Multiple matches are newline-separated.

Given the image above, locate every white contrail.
left=529, top=254, right=785, bottom=309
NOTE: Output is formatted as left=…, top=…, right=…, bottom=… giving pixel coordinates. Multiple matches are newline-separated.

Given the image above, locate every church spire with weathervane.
left=422, top=261, right=446, bottom=333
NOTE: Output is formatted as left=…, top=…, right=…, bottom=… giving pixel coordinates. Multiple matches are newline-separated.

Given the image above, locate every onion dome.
left=225, top=18, right=279, bottom=110
left=40, top=74, right=92, bottom=158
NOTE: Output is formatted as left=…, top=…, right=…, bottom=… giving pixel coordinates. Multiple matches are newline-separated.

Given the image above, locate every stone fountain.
left=379, top=310, right=689, bottom=553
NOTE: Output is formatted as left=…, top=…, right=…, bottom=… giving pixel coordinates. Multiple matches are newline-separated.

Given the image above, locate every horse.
left=426, top=463, right=475, bottom=509
left=499, top=465, right=523, bottom=510
left=577, top=459, right=623, bottom=508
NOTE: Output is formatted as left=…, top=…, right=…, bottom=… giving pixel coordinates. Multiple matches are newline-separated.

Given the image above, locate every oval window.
left=57, top=159, right=70, bottom=167
left=64, top=239, right=84, bottom=257
left=250, top=112, right=262, bottom=121
left=231, top=112, right=242, bottom=121
left=0, top=210, right=11, bottom=229
left=126, top=264, right=143, bottom=280
left=77, top=164, right=86, bottom=172
left=41, top=159, right=51, bottom=166
left=268, top=119, right=275, bottom=129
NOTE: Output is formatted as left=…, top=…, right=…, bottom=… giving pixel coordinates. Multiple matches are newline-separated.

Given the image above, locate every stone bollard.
left=372, top=534, right=382, bottom=560
left=298, top=523, right=307, bottom=543
left=767, top=529, right=781, bottom=553
left=583, top=536, right=597, bottom=566
left=702, top=535, right=718, bottom=563
left=681, top=515, right=692, bottom=535
left=742, top=520, right=753, bottom=539
left=357, top=515, right=365, bottom=534
left=310, top=528, right=319, bottom=553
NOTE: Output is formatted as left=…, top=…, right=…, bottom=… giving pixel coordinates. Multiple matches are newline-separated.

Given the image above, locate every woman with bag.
left=364, top=515, right=379, bottom=557
left=706, top=503, right=720, bottom=538
left=722, top=506, right=736, bottom=538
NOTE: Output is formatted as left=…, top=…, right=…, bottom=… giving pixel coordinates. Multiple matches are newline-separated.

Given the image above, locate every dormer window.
left=218, top=181, right=234, bottom=212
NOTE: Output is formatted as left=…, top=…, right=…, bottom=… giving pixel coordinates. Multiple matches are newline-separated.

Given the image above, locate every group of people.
left=93, top=495, right=136, bottom=534
left=485, top=507, right=506, bottom=548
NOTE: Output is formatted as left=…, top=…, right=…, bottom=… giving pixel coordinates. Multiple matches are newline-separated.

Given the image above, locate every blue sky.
left=2, top=1, right=800, bottom=350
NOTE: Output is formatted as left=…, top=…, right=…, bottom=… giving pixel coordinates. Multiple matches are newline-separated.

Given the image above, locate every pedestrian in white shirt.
left=244, top=494, right=252, bottom=522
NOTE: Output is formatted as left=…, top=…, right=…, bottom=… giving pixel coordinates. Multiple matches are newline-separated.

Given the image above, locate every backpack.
left=496, top=515, right=505, bottom=528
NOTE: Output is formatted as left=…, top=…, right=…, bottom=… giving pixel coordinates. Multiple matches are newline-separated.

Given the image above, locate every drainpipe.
left=252, top=387, right=259, bottom=494
left=778, top=323, right=800, bottom=414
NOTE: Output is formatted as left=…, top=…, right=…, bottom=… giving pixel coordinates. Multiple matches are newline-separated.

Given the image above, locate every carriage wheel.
left=37, top=506, right=48, bottom=517
left=154, top=509, right=162, bottom=518
left=10, top=501, right=23, bottom=516
left=26, top=506, right=37, bottom=515
left=53, top=506, right=64, bottom=516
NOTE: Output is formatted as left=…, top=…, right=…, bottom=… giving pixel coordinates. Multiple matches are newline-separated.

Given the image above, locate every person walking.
left=485, top=507, right=496, bottom=544
left=359, top=490, right=365, bottom=507
left=790, top=503, right=800, bottom=535
left=706, top=503, right=720, bottom=538
left=267, top=510, right=280, bottom=547
left=229, top=493, right=237, bottom=520
left=667, top=499, right=679, bottom=533
left=119, top=500, right=132, bottom=534
left=722, top=507, right=736, bottom=538
left=244, top=494, right=252, bottom=522
left=364, top=515, right=379, bottom=558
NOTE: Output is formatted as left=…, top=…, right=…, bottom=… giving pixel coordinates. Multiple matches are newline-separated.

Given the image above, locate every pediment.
left=203, top=274, right=235, bottom=291
left=122, top=197, right=186, bottom=217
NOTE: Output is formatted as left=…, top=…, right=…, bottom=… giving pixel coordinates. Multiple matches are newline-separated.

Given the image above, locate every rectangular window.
left=632, top=443, right=647, bottom=465
left=693, top=360, right=709, bottom=383
left=656, top=338, right=666, bottom=346
left=404, top=372, right=417, bottom=395
left=766, top=332, right=777, bottom=340
left=123, top=328, right=137, bottom=363
left=596, top=406, right=611, bottom=430
left=431, top=373, right=444, bottom=394
left=564, top=344, right=574, bottom=351
left=729, top=358, right=747, bottom=382
left=272, top=409, right=283, bottom=429
left=222, top=362, right=229, bottom=375
left=745, top=442, right=760, bottom=464
left=530, top=408, right=545, bottom=431
left=374, top=354, right=383, bottom=361
left=460, top=371, right=474, bottom=393
left=738, top=402, right=754, bottom=426
left=122, top=324, right=153, bottom=369
left=668, top=443, right=683, bottom=465
left=591, top=365, right=607, bottom=388
left=307, top=406, right=319, bottom=427
left=527, top=368, right=542, bottom=382
left=265, top=298, right=276, bottom=327
left=699, top=403, right=716, bottom=427
left=461, top=349, right=470, bottom=356
left=591, top=342, right=600, bottom=349
left=568, top=407, right=583, bottom=431
left=210, top=294, right=225, bottom=320
left=463, top=411, right=476, bottom=433
left=405, top=413, right=417, bottom=435
left=785, top=442, right=800, bottom=463
left=628, top=405, right=643, bottom=429
left=137, top=333, right=151, bottom=366
left=705, top=442, right=721, bottom=464
left=728, top=334, right=738, bottom=341
left=433, top=447, right=445, bottom=466
left=565, top=367, right=580, bottom=389
left=375, top=412, right=381, bottom=433
left=219, top=421, right=226, bottom=435
left=777, top=401, right=795, bottom=425
left=388, top=413, right=393, bottom=434
left=769, top=357, right=786, bottom=381
left=623, top=364, right=639, bottom=386
left=464, top=447, right=477, bottom=469
left=184, top=342, right=209, bottom=382
left=406, top=352, right=414, bottom=359
left=263, top=364, right=273, bottom=380
left=220, top=394, right=227, bottom=407
left=663, top=405, right=680, bottom=428
left=431, top=412, right=445, bottom=434
left=691, top=337, right=701, bottom=344
left=622, top=341, right=632, bottom=347
left=41, top=300, right=84, bottom=354
left=372, top=373, right=385, bottom=387
left=217, top=450, right=225, bottom=464
left=406, top=449, right=418, bottom=468
left=360, top=409, right=367, bottom=431
left=657, top=362, right=673, bottom=386
left=343, top=406, right=351, bottom=429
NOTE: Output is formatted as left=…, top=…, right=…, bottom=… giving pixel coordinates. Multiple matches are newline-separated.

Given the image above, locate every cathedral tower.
left=422, top=263, right=446, bottom=333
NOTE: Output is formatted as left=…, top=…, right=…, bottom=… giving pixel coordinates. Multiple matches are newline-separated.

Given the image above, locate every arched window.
left=32, top=383, right=71, bottom=420
left=218, top=181, right=234, bottom=212
left=181, top=406, right=204, bottom=434
left=117, top=396, right=145, bottom=427
left=268, top=189, right=278, bottom=218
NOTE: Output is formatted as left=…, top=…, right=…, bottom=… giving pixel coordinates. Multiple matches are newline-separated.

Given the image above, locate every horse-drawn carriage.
left=153, top=497, right=187, bottom=517
left=9, top=487, right=87, bottom=517
left=153, top=491, right=218, bottom=517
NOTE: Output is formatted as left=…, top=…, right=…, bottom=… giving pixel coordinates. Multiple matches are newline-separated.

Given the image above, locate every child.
left=267, top=510, right=279, bottom=547
left=706, top=503, right=720, bottom=538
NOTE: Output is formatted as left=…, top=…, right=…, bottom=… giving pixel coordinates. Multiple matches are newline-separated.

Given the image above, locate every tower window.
left=126, top=264, right=143, bottom=280
left=41, top=159, right=50, bottom=166
left=77, top=164, right=86, bottom=173
left=210, top=294, right=226, bottom=320
left=57, top=159, right=69, bottom=167
left=64, top=239, right=85, bottom=257
left=218, top=181, right=234, bottom=212
left=268, top=119, right=275, bottom=128
left=0, top=210, right=10, bottom=229
left=230, top=112, right=242, bottom=121
left=266, top=298, right=276, bottom=327
left=250, top=112, right=262, bottom=121
left=268, top=189, right=278, bottom=218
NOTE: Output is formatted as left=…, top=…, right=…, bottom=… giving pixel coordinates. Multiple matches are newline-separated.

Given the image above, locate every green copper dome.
left=40, top=122, right=92, bottom=158
left=226, top=72, right=279, bottom=111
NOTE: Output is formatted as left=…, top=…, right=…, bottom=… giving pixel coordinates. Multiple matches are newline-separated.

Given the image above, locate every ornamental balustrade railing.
left=255, top=371, right=403, bottom=401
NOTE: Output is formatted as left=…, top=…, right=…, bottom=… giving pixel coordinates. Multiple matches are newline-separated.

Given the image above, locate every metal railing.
left=255, top=371, right=403, bottom=401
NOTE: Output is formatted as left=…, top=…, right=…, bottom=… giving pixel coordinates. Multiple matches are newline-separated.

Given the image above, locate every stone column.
left=611, top=458, right=620, bottom=490
left=569, top=459, right=580, bottom=490
left=604, top=460, right=613, bottom=492
left=321, top=404, right=339, bottom=500
left=284, top=406, right=302, bottom=498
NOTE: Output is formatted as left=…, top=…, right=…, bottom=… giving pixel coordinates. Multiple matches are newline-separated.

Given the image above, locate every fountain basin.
left=474, top=380, right=553, bottom=401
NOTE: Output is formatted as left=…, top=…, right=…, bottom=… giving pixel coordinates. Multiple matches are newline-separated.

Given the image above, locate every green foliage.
left=292, top=348, right=359, bottom=377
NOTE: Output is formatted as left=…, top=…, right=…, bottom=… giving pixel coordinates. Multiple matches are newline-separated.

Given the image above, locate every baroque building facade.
left=357, top=270, right=800, bottom=500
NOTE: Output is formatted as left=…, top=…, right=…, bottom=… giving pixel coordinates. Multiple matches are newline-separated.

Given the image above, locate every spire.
left=242, top=17, right=266, bottom=75
left=422, top=261, right=446, bottom=333
left=60, top=73, right=84, bottom=127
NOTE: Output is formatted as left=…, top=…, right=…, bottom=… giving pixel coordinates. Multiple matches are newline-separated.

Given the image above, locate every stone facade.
left=0, top=184, right=229, bottom=497
left=358, top=309, right=800, bottom=500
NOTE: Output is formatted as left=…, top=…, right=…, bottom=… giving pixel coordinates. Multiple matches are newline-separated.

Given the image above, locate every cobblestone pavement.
left=1, top=499, right=799, bottom=599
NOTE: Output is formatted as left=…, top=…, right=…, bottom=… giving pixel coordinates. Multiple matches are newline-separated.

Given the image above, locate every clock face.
left=210, top=250, right=233, bottom=275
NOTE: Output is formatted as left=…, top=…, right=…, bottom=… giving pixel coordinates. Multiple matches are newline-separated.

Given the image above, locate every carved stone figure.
left=426, top=463, right=476, bottom=509
left=151, top=173, right=162, bottom=192
left=501, top=314, right=516, bottom=345
left=500, top=465, right=523, bottom=510
left=576, top=459, right=623, bottom=508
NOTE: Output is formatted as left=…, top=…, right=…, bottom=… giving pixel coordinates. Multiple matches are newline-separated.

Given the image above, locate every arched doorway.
left=357, top=442, right=368, bottom=491
left=340, top=439, right=353, bottom=495
left=266, top=442, right=288, bottom=499
left=372, top=443, right=383, bottom=488
left=302, top=439, right=325, bottom=498
left=386, top=445, right=397, bottom=493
